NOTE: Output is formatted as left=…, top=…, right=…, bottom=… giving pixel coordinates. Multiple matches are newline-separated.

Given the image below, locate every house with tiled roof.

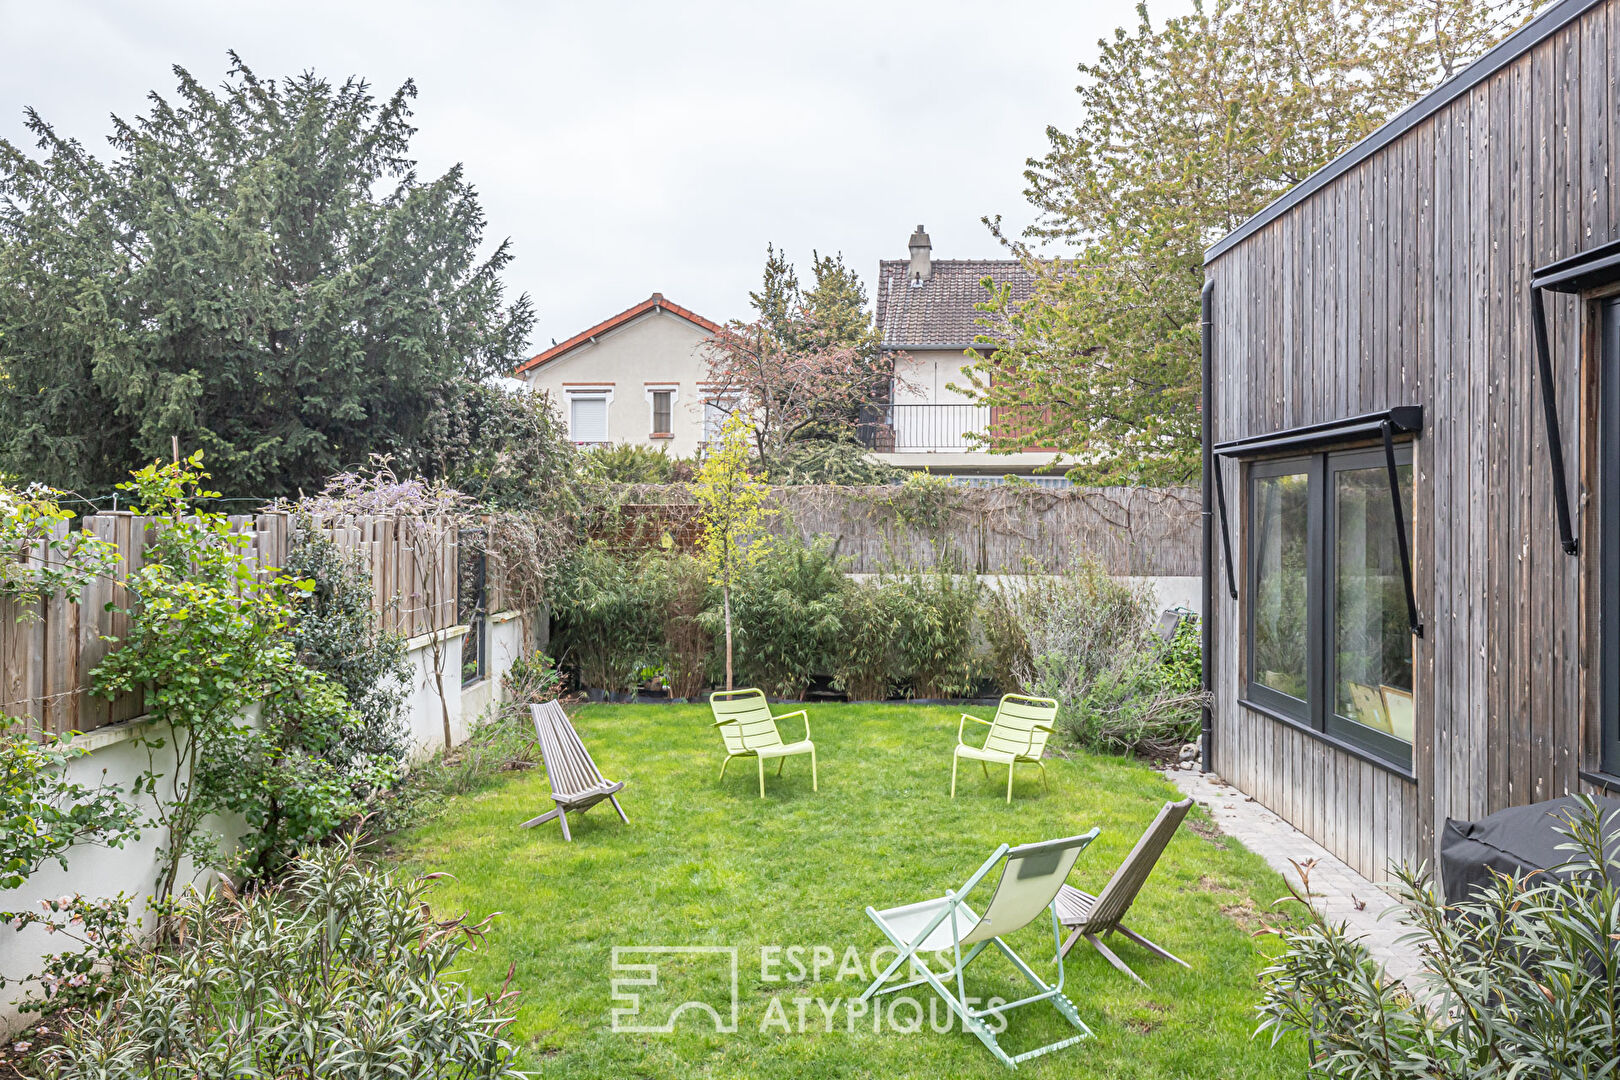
left=867, top=226, right=1059, bottom=478
left=515, top=293, right=728, bottom=458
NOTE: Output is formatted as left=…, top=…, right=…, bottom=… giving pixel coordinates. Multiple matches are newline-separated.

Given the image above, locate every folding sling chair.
left=860, top=829, right=1101, bottom=1069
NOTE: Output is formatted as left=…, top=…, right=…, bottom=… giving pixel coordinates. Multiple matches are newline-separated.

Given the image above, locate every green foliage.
left=773, top=439, right=902, bottom=486
left=830, top=583, right=904, bottom=701
left=549, top=544, right=663, bottom=694
left=0, top=893, right=138, bottom=1021
left=0, top=56, right=532, bottom=499
left=421, top=383, right=580, bottom=515
left=281, top=523, right=412, bottom=777
left=886, top=570, right=984, bottom=699
left=1258, top=796, right=1620, bottom=1078
left=0, top=729, right=139, bottom=894
left=45, top=838, right=525, bottom=1080
left=657, top=553, right=713, bottom=701
left=985, top=562, right=1199, bottom=755
left=584, top=442, right=690, bottom=484
left=1161, top=614, right=1202, bottom=695
left=501, top=651, right=562, bottom=708
left=0, top=483, right=119, bottom=610
left=966, top=0, right=1544, bottom=484
left=694, top=412, right=776, bottom=690
left=713, top=535, right=846, bottom=699
left=90, top=455, right=356, bottom=899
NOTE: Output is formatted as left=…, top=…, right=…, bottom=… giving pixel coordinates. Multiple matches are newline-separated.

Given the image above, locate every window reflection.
left=1333, top=463, right=1414, bottom=743
left=1253, top=472, right=1310, bottom=700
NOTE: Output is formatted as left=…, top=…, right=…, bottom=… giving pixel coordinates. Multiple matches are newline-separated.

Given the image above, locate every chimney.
left=908, top=224, right=931, bottom=285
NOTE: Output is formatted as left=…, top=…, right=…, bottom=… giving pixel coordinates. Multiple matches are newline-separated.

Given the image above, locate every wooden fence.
left=1, top=512, right=462, bottom=739
left=600, top=485, right=1201, bottom=576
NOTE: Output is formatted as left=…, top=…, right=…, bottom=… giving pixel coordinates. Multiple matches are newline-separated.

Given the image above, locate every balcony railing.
left=857, top=403, right=990, bottom=453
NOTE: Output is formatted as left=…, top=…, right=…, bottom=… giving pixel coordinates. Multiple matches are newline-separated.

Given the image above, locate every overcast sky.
left=0, top=0, right=1190, bottom=358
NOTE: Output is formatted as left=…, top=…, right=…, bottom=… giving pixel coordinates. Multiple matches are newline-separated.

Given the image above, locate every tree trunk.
left=724, top=585, right=734, bottom=691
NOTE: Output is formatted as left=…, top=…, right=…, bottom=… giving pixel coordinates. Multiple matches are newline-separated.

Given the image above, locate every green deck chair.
left=952, top=693, right=1059, bottom=803
left=860, top=830, right=1101, bottom=1069
left=709, top=688, right=817, bottom=798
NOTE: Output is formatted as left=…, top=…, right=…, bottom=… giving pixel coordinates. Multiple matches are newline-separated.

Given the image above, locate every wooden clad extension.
left=1204, top=0, right=1620, bottom=880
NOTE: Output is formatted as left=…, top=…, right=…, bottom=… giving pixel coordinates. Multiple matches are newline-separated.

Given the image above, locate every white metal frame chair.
left=860, top=830, right=1100, bottom=1069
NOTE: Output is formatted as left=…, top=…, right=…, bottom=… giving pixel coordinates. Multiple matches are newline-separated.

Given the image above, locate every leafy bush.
left=986, top=560, right=1199, bottom=755
left=584, top=442, right=690, bottom=483
left=92, top=456, right=359, bottom=900
left=45, top=838, right=524, bottom=1080
left=550, top=543, right=663, bottom=693
left=715, top=535, right=846, bottom=698
left=657, top=553, right=712, bottom=699
left=1257, top=797, right=1620, bottom=1079
left=501, top=650, right=562, bottom=707
left=832, top=582, right=903, bottom=700
left=887, top=569, right=983, bottom=698
left=773, top=439, right=902, bottom=485
left=281, top=522, right=413, bottom=777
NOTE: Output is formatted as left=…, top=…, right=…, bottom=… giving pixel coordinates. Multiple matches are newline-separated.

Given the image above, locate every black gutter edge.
left=1200, top=279, right=1216, bottom=772
left=878, top=342, right=999, bottom=352
left=1203, top=0, right=1601, bottom=265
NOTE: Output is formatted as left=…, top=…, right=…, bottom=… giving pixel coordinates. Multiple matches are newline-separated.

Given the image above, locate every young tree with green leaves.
left=0, top=55, right=533, bottom=499
left=964, top=0, right=1545, bottom=484
left=693, top=413, right=776, bottom=690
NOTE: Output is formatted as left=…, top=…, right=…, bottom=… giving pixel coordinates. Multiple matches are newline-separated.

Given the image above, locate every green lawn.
left=391, top=704, right=1306, bottom=1079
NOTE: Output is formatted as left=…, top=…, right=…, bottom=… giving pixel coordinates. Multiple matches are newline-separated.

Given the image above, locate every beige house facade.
left=515, top=293, right=727, bottom=459
left=870, top=227, right=1061, bottom=478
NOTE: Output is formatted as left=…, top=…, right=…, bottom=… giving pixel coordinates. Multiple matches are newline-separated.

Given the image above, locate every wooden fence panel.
left=0, top=511, right=461, bottom=739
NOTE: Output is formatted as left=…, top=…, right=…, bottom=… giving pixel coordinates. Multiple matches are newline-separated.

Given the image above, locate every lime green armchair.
left=710, top=688, right=818, bottom=798
left=951, top=693, right=1059, bottom=803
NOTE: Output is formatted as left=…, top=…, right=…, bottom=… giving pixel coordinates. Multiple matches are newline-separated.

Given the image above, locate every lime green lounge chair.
left=952, top=693, right=1059, bottom=803
left=709, top=688, right=817, bottom=798
left=861, top=830, right=1101, bottom=1068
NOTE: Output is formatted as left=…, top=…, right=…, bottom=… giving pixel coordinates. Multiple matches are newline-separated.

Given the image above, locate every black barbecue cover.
left=1440, top=795, right=1620, bottom=902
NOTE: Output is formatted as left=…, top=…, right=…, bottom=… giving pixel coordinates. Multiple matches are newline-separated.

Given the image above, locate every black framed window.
left=1601, top=297, right=1620, bottom=775
left=1246, top=443, right=1415, bottom=770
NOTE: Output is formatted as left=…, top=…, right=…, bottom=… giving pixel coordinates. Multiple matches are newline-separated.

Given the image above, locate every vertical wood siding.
left=1207, top=0, right=1616, bottom=881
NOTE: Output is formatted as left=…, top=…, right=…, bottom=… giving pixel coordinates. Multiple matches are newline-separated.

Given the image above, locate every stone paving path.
left=1161, top=768, right=1424, bottom=986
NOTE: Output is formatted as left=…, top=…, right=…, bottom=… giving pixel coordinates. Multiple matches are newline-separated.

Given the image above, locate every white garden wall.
left=0, top=610, right=529, bottom=1036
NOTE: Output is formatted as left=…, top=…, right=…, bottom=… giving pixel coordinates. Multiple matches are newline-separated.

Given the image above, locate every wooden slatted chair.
left=519, top=701, right=628, bottom=841
left=951, top=693, right=1059, bottom=803
left=709, top=688, right=817, bottom=798
left=1055, top=798, right=1193, bottom=985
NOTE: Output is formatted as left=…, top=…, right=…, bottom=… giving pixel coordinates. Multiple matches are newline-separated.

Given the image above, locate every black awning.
left=1210, top=407, right=1423, bottom=635
left=1214, top=406, right=1422, bottom=459
left=1533, top=237, right=1620, bottom=294
left=1527, top=239, right=1620, bottom=558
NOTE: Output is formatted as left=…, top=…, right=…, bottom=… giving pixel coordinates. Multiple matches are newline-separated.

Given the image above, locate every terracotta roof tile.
left=874, top=259, right=1035, bottom=349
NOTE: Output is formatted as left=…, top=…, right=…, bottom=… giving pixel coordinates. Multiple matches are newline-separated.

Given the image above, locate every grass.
left=390, top=704, right=1307, bottom=1079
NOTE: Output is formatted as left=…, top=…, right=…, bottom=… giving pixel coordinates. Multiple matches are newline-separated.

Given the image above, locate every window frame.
left=646, top=384, right=678, bottom=438
left=702, top=394, right=739, bottom=444
left=1243, top=441, right=1415, bottom=772
left=566, top=387, right=613, bottom=444
left=1601, top=297, right=1620, bottom=775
